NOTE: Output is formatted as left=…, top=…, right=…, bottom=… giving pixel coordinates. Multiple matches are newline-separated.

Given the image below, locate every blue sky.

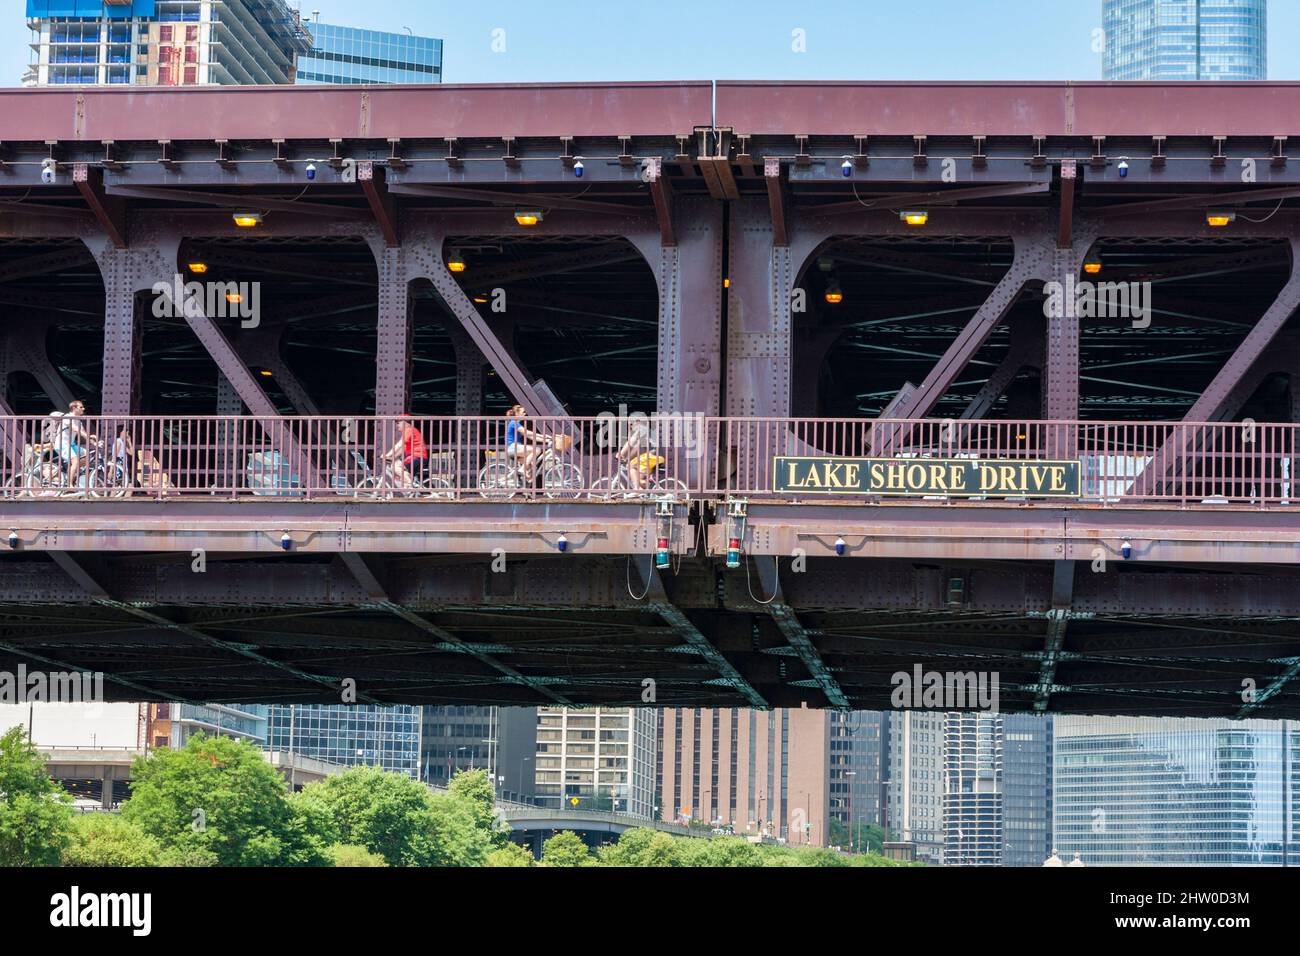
left=3, top=0, right=1299, bottom=84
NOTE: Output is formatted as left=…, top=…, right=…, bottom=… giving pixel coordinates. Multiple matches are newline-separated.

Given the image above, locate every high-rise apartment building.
left=265, top=704, right=422, bottom=778
left=1054, top=716, right=1299, bottom=866
left=657, top=707, right=831, bottom=845
left=23, top=0, right=311, bottom=87
left=1102, top=0, right=1267, bottom=80
left=885, top=711, right=946, bottom=863
left=885, top=711, right=1052, bottom=866
left=296, top=21, right=441, bottom=85
left=536, top=707, right=656, bottom=819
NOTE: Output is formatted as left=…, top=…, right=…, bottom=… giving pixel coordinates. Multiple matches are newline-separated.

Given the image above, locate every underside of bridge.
left=4, top=81, right=1300, bottom=717
left=1, top=552, right=1298, bottom=719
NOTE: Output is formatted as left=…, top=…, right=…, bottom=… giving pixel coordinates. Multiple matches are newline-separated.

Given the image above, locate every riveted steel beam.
left=47, top=550, right=378, bottom=702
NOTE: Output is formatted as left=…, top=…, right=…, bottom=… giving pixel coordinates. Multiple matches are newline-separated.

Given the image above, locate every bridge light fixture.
left=900, top=210, right=929, bottom=227
left=557, top=533, right=568, bottom=553
left=835, top=537, right=846, bottom=556
left=1206, top=210, right=1236, bottom=228
left=225, top=292, right=243, bottom=304
left=726, top=537, right=741, bottom=569
left=514, top=210, right=543, bottom=227
left=472, top=294, right=488, bottom=304
left=305, top=162, right=317, bottom=181
left=1120, top=539, right=1133, bottom=560
left=655, top=536, right=671, bottom=570
left=1082, top=255, right=1103, bottom=275
left=7, top=530, right=17, bottom=550
left=841, top=156, right=853, bottom=178
left=573, top=158, right=584, bottom=178
left=258, top=369, right=274, bottom=377
left=232, top=211, right=263, bottom=228
left=824, top=281, right=844, bottom=305
left=280, top=531, right=292, bottom=551
left=1117, top=159, right=1129, bottom=178
left=187, top=262, right=209, bottom=275
left=447, top=250, right=467, bottom=273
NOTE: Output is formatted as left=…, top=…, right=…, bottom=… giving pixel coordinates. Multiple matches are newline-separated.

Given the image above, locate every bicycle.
left=477, top=435, right=582, bottom=499
left=352, top=452, right=453, bottom=500
left=588, top=454, right=688, bottom=499
left=82, top=442, right=133, bottom=498
left=5, top=444, right=63, bottom=497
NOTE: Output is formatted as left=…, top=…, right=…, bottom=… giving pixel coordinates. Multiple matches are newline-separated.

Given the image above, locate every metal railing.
left=706, top=417, right=1300, bottom=507
left=1, top=414, right=1295, bottom=507
left=0, top=414, right=706, bottom=502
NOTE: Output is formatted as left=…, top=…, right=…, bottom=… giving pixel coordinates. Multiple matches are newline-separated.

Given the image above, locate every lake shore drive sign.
left=773, top=457, right=1082, bottom=498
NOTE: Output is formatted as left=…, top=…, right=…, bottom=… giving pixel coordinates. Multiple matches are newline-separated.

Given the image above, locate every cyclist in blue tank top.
left=504, top=404, right=551, bottom=483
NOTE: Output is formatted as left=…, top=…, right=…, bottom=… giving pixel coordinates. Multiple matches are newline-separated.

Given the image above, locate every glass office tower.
left=296, top=22, right=441, bottom=85
left=1054, top=716, right=1299, bottom=866
left=1103, top=0, right=1267, bottom=80
left=266, top=704, right=422, bottom=778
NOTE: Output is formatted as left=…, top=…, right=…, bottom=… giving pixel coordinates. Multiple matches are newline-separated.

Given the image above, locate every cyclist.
left=504, top=404, right=552, bottom=484
left=383, top=415, right=428, bottom=488
left=54, top=401, right=98, bottom=491
left=616, top=415, right=662, bottom=491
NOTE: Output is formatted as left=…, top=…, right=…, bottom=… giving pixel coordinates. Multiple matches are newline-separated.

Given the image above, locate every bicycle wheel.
left=651, top=476, right=689, bottom=496
left=354, top=476, right=388, bottom=500
left=542, top=462, right=583, bottom=499
left=478, top=461, right=521, bottom=499
left=587, top=474, right=627, bottom=500
left=419, top=475, right=455, bottom=500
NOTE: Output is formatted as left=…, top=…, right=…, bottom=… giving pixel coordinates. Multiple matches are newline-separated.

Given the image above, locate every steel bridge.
left=3, top=81, right=1300, bottom=717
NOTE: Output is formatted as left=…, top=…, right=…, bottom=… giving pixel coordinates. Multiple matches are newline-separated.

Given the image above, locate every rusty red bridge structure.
left=3, top=80, right=1300, bottom=716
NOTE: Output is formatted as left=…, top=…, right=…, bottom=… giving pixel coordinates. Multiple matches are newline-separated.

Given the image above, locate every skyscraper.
left=1053, top=716, right=1299, bottom=866
left=296, top=22, right=442, bottom=85
left=265, top=704, right=422, bottom=779
left=658, top=707, right=832, bottom=844
left=885, top=711, right=1052, bottom=866
left=829, top=710, right=888, bottom=842
left=536, top=707, right=657, bottom=819
left=1102, top=0, right=1267, bottom=80
left=23, top=0, right=312, bottom=87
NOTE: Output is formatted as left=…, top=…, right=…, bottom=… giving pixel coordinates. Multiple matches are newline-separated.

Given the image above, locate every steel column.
left=631, top=197, right=723, bottom=415
left=373, top=247, right=413, bottom=415
left=726, top=198, right=793, bottom=416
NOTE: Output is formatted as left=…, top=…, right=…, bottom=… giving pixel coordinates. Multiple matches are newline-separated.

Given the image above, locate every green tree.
left=447, top=768, right=502, bottom=838
left=328, top=843, right=389, bottom=867
left=0, top=725, right=73, bottom=866
left=598, top=828, right=680, bottom=867
left=485, top=842, right=534, bottom=867
left=827, top=818, right=888, bottom=854
left=291, top=765, right=438, bottom=867
left=677, top=835, right=763, bottom=867
left=62, top=814, right=162, bottom=867
left=427, top=790, right=498, bottom=866
left=122, top=732, right=325, bottom=867
left=540, top=830, right=591, bottom=867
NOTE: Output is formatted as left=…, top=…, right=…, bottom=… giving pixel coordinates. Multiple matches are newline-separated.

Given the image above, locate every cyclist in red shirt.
left=382, top=415, right=428, bottom=487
